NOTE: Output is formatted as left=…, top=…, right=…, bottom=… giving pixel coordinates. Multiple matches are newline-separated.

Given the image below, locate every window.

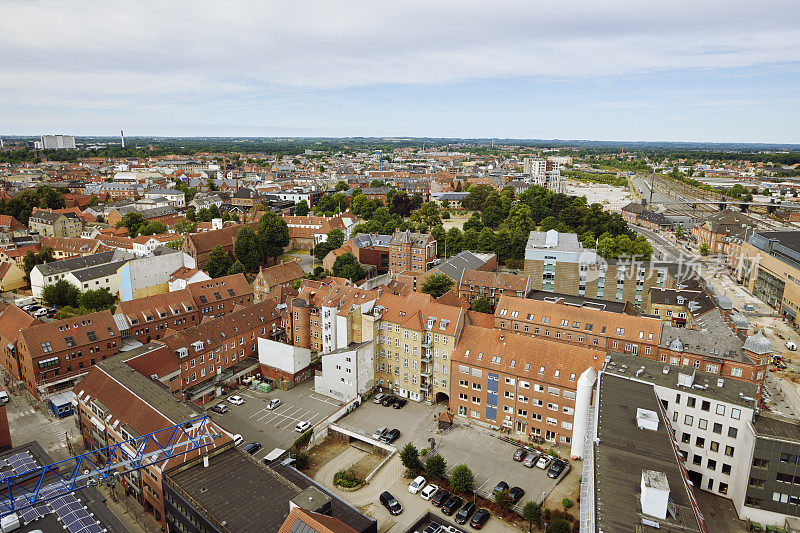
left=686, top=396, right=696, bottom=408
left=684, top=415, right=693, bottom=426
left=731, top=408, right=741, bottom=420
left=707, top=459, right=717, bottom=470
left=698, top=419, right=707, bottom=430
left=710, top=441, right=719, bottom=452
left=716, top=404, right=726, bottom=416
left=719, top=482, right=728, bottom=495
left=701, top=400, right=710, bottom=412
left=724, top=445, right=734, bottom=457
left=722, top=463, right=731, bottom=475
left=753, top=457, right=769, bottom=468
left=712, top=423, right=722, bottom=434
left=681, top=433, right=691, bottom=444
left=695, top=436, right=705, bottom=448
left=728, top=427, right=738, bottom=438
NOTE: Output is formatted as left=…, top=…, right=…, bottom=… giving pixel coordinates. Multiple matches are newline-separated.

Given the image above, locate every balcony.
left=420, top=366, right=432, bottom=377
left=421, top=339, right=433, bottom=349
left=420, top=380, right=431, bottom=392
left=420, top=351, right=431, bottom=363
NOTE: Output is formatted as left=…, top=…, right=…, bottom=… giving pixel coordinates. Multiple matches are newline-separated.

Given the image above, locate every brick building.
left=186, top=273, right=253, bottom=319
left=388, top=230, right=437, bottom=277
left=457, top=270, right=532, bottom=308
left=252, top=261, right=304, bottom=303
left=114, top=289, right=200, bottom=344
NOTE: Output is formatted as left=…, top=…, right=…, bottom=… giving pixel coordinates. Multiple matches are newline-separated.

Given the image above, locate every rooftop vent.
left=636, top=408, right=659, bottom=431
left=662, top=366, right=670, bottom=375
left=641, top=470, right=670, bottom=520
left=717, top=378, right=725, bottom=387
left=677, top=371, right=695, bottom=388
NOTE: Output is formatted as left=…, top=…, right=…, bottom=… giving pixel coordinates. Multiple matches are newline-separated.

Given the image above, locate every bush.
left=493, top=489, right=512, bottom=511
left=449, top=464, right=474, bottom=494
left=333, top=469, right=361, bottom=488
left=295, top=451, right=309, bottom=470
left=420, top=448, right=429, bottom=456
left=562, top=497, right=573, bottom=509
left=400, top=443, right=423, bottom=473
left=424, top=453, right=447, bottom=480
left=293, top=429, right=312, bottom=450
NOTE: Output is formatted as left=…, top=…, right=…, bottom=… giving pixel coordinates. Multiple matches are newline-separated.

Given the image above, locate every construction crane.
left=0, top=415, right=220, bottom=517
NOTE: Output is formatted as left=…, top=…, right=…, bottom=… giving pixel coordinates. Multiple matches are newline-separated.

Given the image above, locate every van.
left=14, top=297, right=34, bottom=308
left=33, top=308, right=49, bottom=318
left=0, top=391, right=8, bottom=405
left=232, top=434, right=243, bottom=446
left=267, top=398, right=282, bottom=410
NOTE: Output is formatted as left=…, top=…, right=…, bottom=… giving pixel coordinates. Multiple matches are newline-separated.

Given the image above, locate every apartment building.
left=449, top=325, right=601, bottom=446
left=492, top=293, right=662, bottom=358
left=0, top=303, right=40, bottom=383
left=692, top=209, right=757, bottom=255
left=114, top=289, right=200, bottom=344
left=28, top=210, right=82, bottom=238
left=523, top=230, right=680, bottom=307
left=457, top=270, right=532, bottom=308
left=388, top=230, right=437, bottom=277
left=75, top=350, right=231, bottom=530
left=186, top=273, right=254, bottom=319
left=183, top=221, right=258, bottom=266
left=143, top=188, right=186, bottom=208
left=645, top=278, right=719, bottom=329
left=30, top=250, right=133, bottom=298
left=252, top=261, right=304, bottom=302
left=314, top=341, right=374, bottom=402
left=17, top=310, right=122, bottom=397
left=372, top=292, right=464, bottom=403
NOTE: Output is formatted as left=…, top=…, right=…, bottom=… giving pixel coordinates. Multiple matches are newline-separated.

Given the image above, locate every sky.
left=1, top=0, right=799, bottom=143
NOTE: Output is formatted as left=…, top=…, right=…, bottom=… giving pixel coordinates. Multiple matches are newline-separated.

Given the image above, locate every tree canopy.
left=421, top=272, right=454, bottom=298
left=332, top=252, right=366, bottom=282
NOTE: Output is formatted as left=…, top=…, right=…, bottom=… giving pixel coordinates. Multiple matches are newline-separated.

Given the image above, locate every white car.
left=227, top=395, right=244, bottom=405
left=420, top=483, right=438, bottom=500
left=232, top=434, right=243, bottom=445
left=786, top=340, right=797, bottom=351
left=295, top=421, right=311, bottom=433
left=536, top=455, right=552, bottom=469
left=408, top=476, right=426, bottom=494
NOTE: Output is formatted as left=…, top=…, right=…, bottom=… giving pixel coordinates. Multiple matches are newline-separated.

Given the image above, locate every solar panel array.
left=19, top=504, right=51, bottom=524
left=7, top=452, right=37, bottom=475
left=49, top=493, right=104, bottom=533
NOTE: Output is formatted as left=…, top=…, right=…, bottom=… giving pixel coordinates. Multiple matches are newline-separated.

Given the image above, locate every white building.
left=524, top=229, right=598, bottom=265
left=63, top=260, right=127, bottom=295
left=40, top=135, right=76, bottom=150
left=314, top=341, right=375, bottom=401
left=257, top=338, right=312, bottom=378
left=523, top=157, right=547, bottom=177
left=144, top=188, right=186, bottom=208
left=30, top=250, right=133, bottom=298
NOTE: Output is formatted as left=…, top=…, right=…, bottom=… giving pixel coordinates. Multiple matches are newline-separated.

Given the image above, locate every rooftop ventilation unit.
left=636, top=408, right=659, bottom=431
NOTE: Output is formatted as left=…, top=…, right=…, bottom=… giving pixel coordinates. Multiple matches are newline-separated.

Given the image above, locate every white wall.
left=257, top=337, right=311, bottom=374
left=314, top=342, right=374, bottom=401
left=64, top=271, right=120, bottom=296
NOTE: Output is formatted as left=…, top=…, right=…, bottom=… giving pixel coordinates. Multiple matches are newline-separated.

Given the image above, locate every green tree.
left=173, top=220, right=196, bottom=234
left=335, top=180, right=349, bottom=192
left=674, top=225, right=684, bottom=240
left=477, top=227, right=495, bottom=251
left=86, top=194, right=101, bottom=208
left=424, top=453, right=447, bottom=480
left=332, top=252, right=366, bottom=282
left=234, top=226, right=262, bottom=271
left=327, top=229, right=345, bottom=249
left=470, top=297, right=492, bottom=314
left=493, top=489, right=513, bottom=511
left=42, top=279, right=80, bottom=308
left=165, top=239, right=183, bottom=250
left=410, top=202, right=441, bottom=228
left=257, top=211, right=290, bottom=264
left=449, top=464, right=474, bottom=494
left=185, top=208, right=196, bottom=222
left=545, top=517, right=571, bottom=533
left=561, top=497, right=573, bottom=509
left=80, top=288, right=115, bottom=311
left=463, top=213, right=483, bottom=233
left=699, top=242, right=710, bottom=255
left=228, top=259, right=246, bottom=275
left=399, top=443, right=422, bottom=473
left=369, top=179, right=385, bottom=188
left=294, top=199, right=310, bottom=216
left=445, top=227, right=462, bottom=257
left=138, top=221, right=167, bottom=236
left=421, top=272, right=454, bottom=298
left=116, top=212, right=146, bottom=237
left=462, top=184, right=492, bottom=211
left=206, top=245, right=233, bottom=278
left=522, top=501, right=542, bottom=531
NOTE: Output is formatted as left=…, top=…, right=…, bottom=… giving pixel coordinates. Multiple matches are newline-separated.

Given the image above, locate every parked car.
left=392, top=398, right=408, bottom=409
left=371, top=427, right=388, bottom=440
left=295, top=421, right=312, bottom=433
left=455, top=501, right=476, bottom=525
left=227, top=395, right=244, bottom=405
left=242, top=442, right=262, bottom=455
left=470, top=508, right=490, bottom=529
left=431, top=489, right=451, bottom=507
left=508, top=487, right=524, bottom=504
left=379, top=491, right=403, bottom=515
left=512, top=448, right=527, bottom=462
left=266, top=398, right=282, bottom=410
left=211, top=403, right=228, bottom=414
left=442, top=495, right=463, bottom=516
left=420, top=483, right=439, bottom=500
left=536, top=455, right=552, bottom=469
left=523, top=451, right=540, bottom=468
left=232, top=434, right=243, bottom=446
left=22, top=305, right=37, bottom=312
left=423, top=523, right=442, bottom=533
left=547, top=459, right=568, bottom=479
left=373, top=393, right=387, bottom=404
left=382, top=428, right=400, bottom=444
left=787, top=340, right=797, bottom=351
left=491, top=481, right=508, bottom=496
left=33, top=308, right=49, bottom=318
left=409, top=476, right=426, bottom=494
left=381, top=395, right=397, bottom=406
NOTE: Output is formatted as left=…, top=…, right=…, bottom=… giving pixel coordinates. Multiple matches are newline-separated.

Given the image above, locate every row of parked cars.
left=408, top=476, right=490, bottom=529
left=512, top=447, right=568, bottom=479
left=21, top=303, right=55, bottom=318
left=371, top=426, right=401, bottom=444
left=373, top=392, right=408, bottom=409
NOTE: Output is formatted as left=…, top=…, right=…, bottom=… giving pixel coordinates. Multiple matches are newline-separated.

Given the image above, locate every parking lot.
left=208, top=380, right=344, bottom=461
left=336, top=399, right=570, bottom=512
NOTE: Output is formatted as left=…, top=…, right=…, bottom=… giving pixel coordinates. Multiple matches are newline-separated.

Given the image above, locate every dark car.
left=392, top=398, right=408, bottom=409
left=382, top=428, right=401, bottom=444
left=431, top=489, right=451, bottom=507
left=508, top=486, right=524, bottom=504
left=442, top=495, right=463, bottom=516
left=242, top=442, right=262, bottom=455
left=379, top=491, right=402, bottom=515
left=547, top=459, right=567, bottom=479
left=381, top=395, right=397, bottom=406
left=491, top=481, right=509, bottom=496
left=423, top=523, right=442, bottom=533
left=470, top=508, right=490, bottom=529
left=455, top=501, right=476, bottom=525
left=512, top=448, right=527, bottom=462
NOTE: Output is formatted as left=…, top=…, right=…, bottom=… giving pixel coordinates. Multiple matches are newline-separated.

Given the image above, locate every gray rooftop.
left=594, top=373, right=704, bottom=532
left=352, top=233, right=392, bottom=248
left=434, top=251, right=492, bottom=281
left=34, top=250, right=119, bottom=276
left=389, top=229, right=430, bottom=247
left=605, top=352, right=758, bottom=409
left=525, top=230, right=584, bottom=253
left=527, top=290, right=629, bottom=314
left=659, top=309, right=749, bottom=363
left=69, top=260, right=128, bottom=282
left=753, top=412, right=800, bottom=443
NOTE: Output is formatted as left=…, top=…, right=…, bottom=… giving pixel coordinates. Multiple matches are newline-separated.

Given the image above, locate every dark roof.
left=595, top=373, right=704, bottom=532
left=69, top=260, right=127, bottom=282
left=34, top=250, right=118, bottom=276
left=638, top=210, right=673, bottom=225
left=753, top=412, right=800, bottom=443
left=622, top=202, right=645, bottom=214
left=527, top=290, right=629, bottom=314
left=755, top=231, right=800, bottom=255
left=432, top=251, right=492, bottom=281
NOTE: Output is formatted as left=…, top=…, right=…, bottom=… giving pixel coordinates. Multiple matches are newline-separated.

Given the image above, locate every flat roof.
left=595, top=373, right=703, bottom=532
left=527, top=290, right=629, bottom=314
left=753, top=412, right=800, bottom=443
left=605, top=352, right=757, bottom=409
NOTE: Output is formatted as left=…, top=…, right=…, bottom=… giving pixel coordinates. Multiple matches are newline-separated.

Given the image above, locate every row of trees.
left=41, top=280, right=116, bottom=315
left=204, top=212, right=290, bottom=277
left=115, top=212, right=168, bottom=238
left=0, top=186, right=65, bottom=225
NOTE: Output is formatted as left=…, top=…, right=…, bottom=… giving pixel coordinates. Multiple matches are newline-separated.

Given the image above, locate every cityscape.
left=2, top=2, right=800, bottom=533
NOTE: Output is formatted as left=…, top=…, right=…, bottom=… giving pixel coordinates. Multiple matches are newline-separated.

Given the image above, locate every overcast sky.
left=1, top=0, right=799, bottom=142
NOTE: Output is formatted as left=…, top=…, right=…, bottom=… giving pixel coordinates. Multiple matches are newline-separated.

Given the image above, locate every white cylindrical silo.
left=570, top=366, right=597, bottom=459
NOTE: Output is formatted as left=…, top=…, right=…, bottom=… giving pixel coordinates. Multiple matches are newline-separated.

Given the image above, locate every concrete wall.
left=257, top=337, right=311, bottom=375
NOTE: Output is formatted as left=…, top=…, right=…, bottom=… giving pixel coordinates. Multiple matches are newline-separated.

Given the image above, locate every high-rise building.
left=40, top=134, right=76, bottom=150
